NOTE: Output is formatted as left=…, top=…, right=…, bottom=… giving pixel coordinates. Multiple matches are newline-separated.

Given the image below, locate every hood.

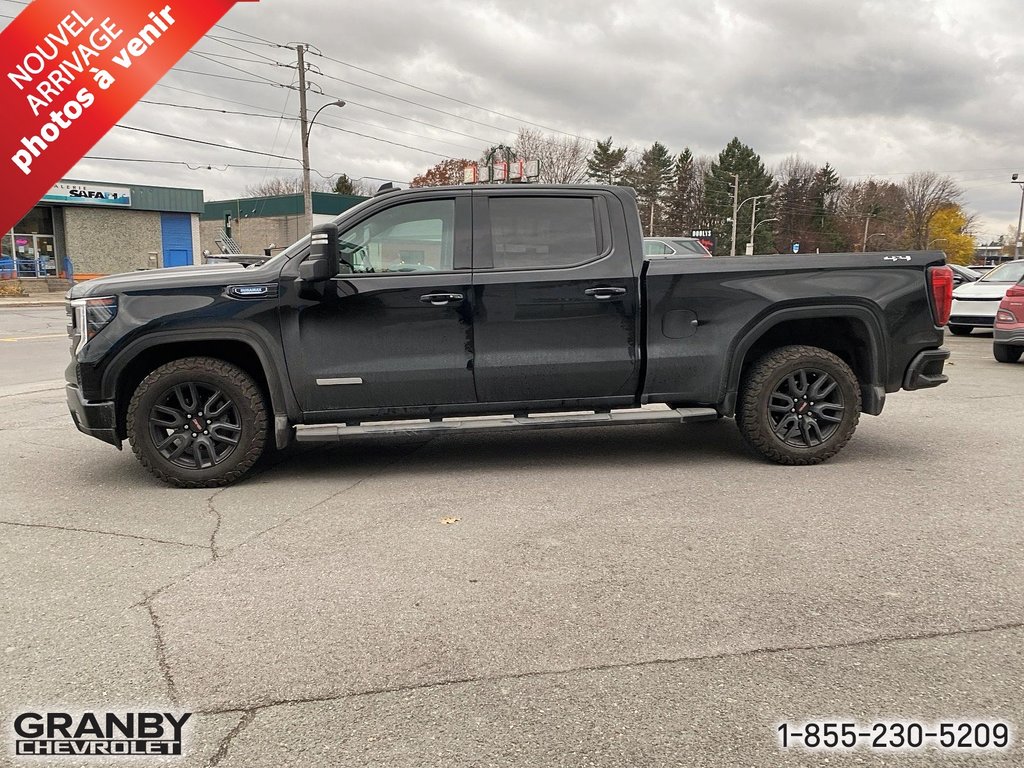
left=952, top=281, right=1013, bottom=300
left=68, top=263, right=250, bottom=299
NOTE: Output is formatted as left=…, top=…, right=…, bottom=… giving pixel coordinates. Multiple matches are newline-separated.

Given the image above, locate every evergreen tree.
left=810, top=163, right=844, bottom=251
left=704, top=137, right=776, bottom=255
left=333, top=174, right=358, bottom=195
left=662, top=148, right=701, bottom=235
left=631, top=141, right=675, bottom=236
left=586, top=137, right=628, bottom=184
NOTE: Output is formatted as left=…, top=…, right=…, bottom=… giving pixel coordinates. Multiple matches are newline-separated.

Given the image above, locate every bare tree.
left=513, top=128, right=589, bottom=184
left=900, top=171, right=964, bottom=249
left=245, top=175, right=333, bottom=197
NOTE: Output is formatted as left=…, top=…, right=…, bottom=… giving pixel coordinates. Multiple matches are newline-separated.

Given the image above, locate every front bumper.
left=903, top=348, right=950, bottom=391
left=66, top=384, right=121, bottom=449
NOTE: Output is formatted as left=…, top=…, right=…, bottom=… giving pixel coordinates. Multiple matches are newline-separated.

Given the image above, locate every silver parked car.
left=643, top=237, right=712, bottom=258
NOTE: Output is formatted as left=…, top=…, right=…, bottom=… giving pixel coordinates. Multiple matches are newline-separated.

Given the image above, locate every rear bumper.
left=994, top=328, right=1024, bottom=347
left=903, top=348, right=950, bottom=391
left=66, top=384, right=121, bottom=448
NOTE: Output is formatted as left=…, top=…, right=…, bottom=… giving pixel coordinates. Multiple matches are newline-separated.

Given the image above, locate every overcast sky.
left=6, top=0, right=1023, bottom=241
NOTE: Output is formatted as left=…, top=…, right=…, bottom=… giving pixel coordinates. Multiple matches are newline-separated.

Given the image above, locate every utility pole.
left=297, top=44, right=313, bottom=232
left=1013, top=174, right=1024, bottom=258
left=862, top=215, right=871, bottom=252
left=730, top=174, right=739, bottom=257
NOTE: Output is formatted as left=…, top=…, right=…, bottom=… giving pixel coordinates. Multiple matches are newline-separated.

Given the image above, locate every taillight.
left=929, top=266, right=953, bottom=327
left=1005, top=283, right=1024, bottom=298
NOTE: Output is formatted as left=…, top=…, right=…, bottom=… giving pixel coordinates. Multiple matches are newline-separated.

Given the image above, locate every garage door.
left=161, top=213, right=193, bottom=267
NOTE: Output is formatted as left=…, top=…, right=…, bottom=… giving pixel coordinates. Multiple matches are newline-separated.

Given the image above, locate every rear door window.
left=488, top=197, right=602, bottom=270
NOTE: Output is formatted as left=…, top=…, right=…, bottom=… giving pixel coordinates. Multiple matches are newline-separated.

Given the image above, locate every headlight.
left=71, top=296, right=117, bottom=354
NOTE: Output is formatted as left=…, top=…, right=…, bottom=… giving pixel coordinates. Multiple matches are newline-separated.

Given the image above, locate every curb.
left=0, top=299, right=67, bottom=308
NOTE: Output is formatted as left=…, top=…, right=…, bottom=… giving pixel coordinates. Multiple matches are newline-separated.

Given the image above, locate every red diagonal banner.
left=0, top=0, right=257, bottom=235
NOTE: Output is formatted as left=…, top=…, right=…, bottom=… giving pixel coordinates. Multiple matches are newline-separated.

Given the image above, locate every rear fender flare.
left=723, top=305, right=886, bottom=415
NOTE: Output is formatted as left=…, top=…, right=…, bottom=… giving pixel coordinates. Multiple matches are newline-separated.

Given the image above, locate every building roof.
left=52, top=178, right=204, bottom=213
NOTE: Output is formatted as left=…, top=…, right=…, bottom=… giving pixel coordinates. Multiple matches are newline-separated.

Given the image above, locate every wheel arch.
left=103, top=331, right=297, bottom=448
left=724, top=306, right=887, bottom=417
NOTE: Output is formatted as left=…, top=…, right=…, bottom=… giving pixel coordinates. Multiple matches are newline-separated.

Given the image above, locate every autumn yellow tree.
left=928, top=204, right=975, bottom=265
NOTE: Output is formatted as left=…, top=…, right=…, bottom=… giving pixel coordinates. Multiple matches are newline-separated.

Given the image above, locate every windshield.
left=979, top=261, right=1024, bottom=283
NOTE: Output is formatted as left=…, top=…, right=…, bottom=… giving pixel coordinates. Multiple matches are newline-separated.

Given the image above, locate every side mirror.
left=299, top=258, right=330, bottom=282
left=305, top=223, right=339, bottom=281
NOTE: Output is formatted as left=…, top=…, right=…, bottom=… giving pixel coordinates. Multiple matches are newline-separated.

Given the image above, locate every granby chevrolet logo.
left=12, top=711, right=192, bottom=757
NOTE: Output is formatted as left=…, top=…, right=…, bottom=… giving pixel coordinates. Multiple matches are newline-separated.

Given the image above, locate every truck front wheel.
left=127, top=357, right=268, bottom=487
left=736, top=345, right=861, bottom=465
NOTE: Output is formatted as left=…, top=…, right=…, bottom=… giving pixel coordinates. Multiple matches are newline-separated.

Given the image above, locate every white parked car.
left=948, top=259, right=1024, bottom=336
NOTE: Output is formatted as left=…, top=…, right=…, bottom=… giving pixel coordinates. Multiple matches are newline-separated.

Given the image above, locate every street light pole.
left=730, top=174, right=739, bottom=257
left=1013, top=174, right=1024, bottom=259
left=735, top=193, right=770, bottom=255
left=864, top=232, right=888, bottom=251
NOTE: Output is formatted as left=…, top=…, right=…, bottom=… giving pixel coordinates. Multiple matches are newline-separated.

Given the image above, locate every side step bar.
left=294, top=407, right=719, bottom=442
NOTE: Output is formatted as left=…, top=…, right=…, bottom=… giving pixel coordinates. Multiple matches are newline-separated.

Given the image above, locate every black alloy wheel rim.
left=767, top=368, right=845, bottom=448
left=148, top=382, right=242, bottom=469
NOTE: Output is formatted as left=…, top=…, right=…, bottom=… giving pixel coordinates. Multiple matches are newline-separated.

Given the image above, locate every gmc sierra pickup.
left=65, top=184, right=953, bottom=487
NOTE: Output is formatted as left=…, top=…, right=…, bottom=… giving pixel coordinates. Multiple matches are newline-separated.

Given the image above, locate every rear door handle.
left=419, top=292, right=464, bottom=306
left=584, top=286, right=627, bottom=300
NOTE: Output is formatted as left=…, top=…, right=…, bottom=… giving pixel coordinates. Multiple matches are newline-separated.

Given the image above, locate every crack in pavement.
left=206, top=488, right=227, bottom=561
left=146, top=602, right=180, bottom=707
left=129, top=438, right=439, bottom=733
left=139, top=438, right=437, bottom=608
left=0, top=519, right=209, bottom=551
left=208, top=710, right=257, bottom=767
left=191, top=620, right=1024, bottom=718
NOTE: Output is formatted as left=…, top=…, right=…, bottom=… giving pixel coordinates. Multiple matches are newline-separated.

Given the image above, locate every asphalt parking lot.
left=1, top=306, right=1022, bottom=767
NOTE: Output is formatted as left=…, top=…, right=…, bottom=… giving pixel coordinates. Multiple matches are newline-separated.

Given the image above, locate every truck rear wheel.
left=127, top=357, right=267, bottom=487
left=736, top=345, right=860, bottom=465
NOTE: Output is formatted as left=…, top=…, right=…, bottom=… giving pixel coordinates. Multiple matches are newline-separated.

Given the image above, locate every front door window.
left=336, top=199, right=455, bottom=274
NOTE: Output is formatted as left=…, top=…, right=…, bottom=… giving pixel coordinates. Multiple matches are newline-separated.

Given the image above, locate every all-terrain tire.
left=127, top=357, right=267, bottom=487
left=736, top=345, right=861, bottom=466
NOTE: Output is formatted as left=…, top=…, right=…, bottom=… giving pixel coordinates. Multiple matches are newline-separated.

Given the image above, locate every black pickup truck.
left=65, top=184, right=953, bottom=487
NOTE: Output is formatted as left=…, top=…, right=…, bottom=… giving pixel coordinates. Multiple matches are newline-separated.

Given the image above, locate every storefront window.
left=10, top=206, right=56, bottom=277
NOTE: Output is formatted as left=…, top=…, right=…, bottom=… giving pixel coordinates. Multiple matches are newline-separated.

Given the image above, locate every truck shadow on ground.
left=245, top=417, right=924, bottom=483
left=79, top=416, right=927, bottom=488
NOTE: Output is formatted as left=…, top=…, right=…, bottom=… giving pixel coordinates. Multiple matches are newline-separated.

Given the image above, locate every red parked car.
left=993, top=279, right=1024, bottom=363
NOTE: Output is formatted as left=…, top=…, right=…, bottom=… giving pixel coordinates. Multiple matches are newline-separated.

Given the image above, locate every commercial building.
left=201, top=192, right=366, bottom=256
left=2, top=179, right=204, bottom=280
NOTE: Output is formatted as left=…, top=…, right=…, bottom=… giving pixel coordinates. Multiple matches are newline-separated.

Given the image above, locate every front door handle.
left=584, top=286, right=627, bottom=300
left=419, top=292, right=464, bottom=306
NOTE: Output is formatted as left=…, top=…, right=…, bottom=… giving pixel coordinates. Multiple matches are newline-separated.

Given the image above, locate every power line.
left=113, top=125, right=301, bottom=162
left=137, top=99, right=484, bottom=155
left=307, top=49, right=600, bottom=147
